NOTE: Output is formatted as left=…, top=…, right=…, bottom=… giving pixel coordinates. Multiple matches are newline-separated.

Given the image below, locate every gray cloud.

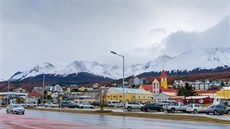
left=161, top=15, right=230, bottom=56
left=0, top=0, right=229, bottom=79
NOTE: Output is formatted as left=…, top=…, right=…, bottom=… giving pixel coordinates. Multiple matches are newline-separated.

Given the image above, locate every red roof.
left=160, top=88, right=177, bottom=93
left=28, top=92, right=41, bottom=98
left=160, top=69, right=167, bottom=78
left=152, top=79, right=159, bottom=84
left=142, top=85, right=153, bottom=93
left=196, top=90, right=220, bottom=94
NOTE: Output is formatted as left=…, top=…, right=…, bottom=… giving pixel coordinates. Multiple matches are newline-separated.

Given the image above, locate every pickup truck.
left=165, top=102, right=187, bottom=113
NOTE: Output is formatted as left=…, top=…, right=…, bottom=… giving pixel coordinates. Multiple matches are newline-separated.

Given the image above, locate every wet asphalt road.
left=22, top=110, right=230, bottom=129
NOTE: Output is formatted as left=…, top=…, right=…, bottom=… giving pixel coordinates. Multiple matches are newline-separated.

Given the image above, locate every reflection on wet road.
left=24, top=110, right=230, bottom=129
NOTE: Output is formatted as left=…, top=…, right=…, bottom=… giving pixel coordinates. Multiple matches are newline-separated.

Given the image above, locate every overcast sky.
left=0, top=0, right=229, bottom=79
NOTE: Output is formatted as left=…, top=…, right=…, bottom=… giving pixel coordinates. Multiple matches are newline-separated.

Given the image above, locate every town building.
left=216, top=87, right=230, bottom=100
left=105, top=88, right=153, bottom=103
left=152, top=79, right=160, bottom=95
left=153, top=92, right=177, bottom=103
left=25, top=91, right=41, bottom=104
left=160, top=70, right=168, bottom=89
left=12, top=88, right=27, bottom=93
left=46, top=84, right=63, bottom=93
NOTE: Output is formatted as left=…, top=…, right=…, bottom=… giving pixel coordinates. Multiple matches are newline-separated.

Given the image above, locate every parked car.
left=226, top=108, right=230, bottom=114
left=107, top=100, right=122, bottom=107
left=125, top=102, right=143, bottom=111
left=165, top=102, right=187, bottom=113
left=6, top=104, right=25, bottom=115
left=78, top=103, right=94, bottom=109
left=186, top=104, right=206, bottom=113
left=206, top=104, right=227, bottom=115
left=68, top=103, right=79, bottom=108
left=141, top=103, right=164, bottom=112
left=50, top=103, right=59, bottom=108
left=60, top=101, right=72, bottom=108
left=90, top=102, right=108, bottom=107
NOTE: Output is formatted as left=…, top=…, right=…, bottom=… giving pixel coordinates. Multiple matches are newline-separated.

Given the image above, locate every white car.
left=125, top=102, right=143, bottom=111
left=6, top=104, right=25, bottom=115
left=186, top=104, right=206, bottom=113
left=78, top=103, right=94, bottom=109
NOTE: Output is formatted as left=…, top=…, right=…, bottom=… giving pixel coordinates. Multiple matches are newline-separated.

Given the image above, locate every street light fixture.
left=110, top=51, right=125, bottom=113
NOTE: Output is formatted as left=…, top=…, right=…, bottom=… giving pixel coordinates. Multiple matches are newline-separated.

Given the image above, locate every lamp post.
left=7, top=79, right=10, bottom=106
left=110, top=51, right=125, bottom=113
left=41, top=73, right=45, bottom=108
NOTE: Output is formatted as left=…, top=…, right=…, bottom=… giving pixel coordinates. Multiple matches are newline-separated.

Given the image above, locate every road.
left=1, top=109, right=229, bottom=129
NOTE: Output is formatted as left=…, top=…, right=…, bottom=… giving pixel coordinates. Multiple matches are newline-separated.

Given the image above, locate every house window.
left=120, top=96, right=122, bottom=98
left=113, top=96, right=116, bottom=98
left=108, top=96, right=110, bottom=98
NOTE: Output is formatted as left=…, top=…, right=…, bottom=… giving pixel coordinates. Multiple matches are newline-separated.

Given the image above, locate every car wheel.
left=171, top=108, right=175, bottom=113
left=127, top=107, right=132, bottom=111
left=227, top=110, right=230, bottom=114
left=167, top=110, right=171, bottom=113
left=193, top=109, right=198, bottom=114
left=144, top=108, right=149, bottom=112
left=213, top=110, right=218, bottom=115
left=206, top=112, right=209, bottom=115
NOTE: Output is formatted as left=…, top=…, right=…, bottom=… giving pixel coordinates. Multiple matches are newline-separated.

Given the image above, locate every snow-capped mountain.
left=10, top=47, right=230, bottom=81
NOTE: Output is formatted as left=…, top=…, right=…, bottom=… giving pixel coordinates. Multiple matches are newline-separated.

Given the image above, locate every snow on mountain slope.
left=149, top=48, right=230, bottom=71
left=11, top=62, right=57, bottom=80
left=10, top=47, right=230, bottom=80
left=57, top=61, right=123, bottom=79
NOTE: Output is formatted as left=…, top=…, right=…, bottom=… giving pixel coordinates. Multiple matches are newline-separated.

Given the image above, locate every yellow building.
left=105, top=88, right=153, bottom=103
left=216, top=87, right=230, bottom=99
left=160, top=70, right=168, bottom=89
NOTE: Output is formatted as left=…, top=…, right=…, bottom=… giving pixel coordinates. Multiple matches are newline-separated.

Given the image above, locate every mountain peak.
left=9, top=47, right=230, bottom=80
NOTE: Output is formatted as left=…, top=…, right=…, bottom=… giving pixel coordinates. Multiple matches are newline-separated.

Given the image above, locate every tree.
left=177, top=83, right=197, bottom=97
left=16, top=97, right=24, bottom=104
left=47, top=95, right=52, bottom=101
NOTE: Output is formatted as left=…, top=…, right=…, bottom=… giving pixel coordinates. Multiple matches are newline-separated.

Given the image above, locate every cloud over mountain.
left=161, top=15, right=229, bottom=56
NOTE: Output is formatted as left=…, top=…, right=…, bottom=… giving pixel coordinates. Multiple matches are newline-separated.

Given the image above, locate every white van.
left=107, top=100, right=122, bottom=107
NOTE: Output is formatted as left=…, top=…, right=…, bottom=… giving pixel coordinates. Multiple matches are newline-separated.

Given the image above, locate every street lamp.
left=7, top=79, right=10, bottom=106
left=41, top=73, right=45, bottom=108
left=110, top=51, right=125, bottom=113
